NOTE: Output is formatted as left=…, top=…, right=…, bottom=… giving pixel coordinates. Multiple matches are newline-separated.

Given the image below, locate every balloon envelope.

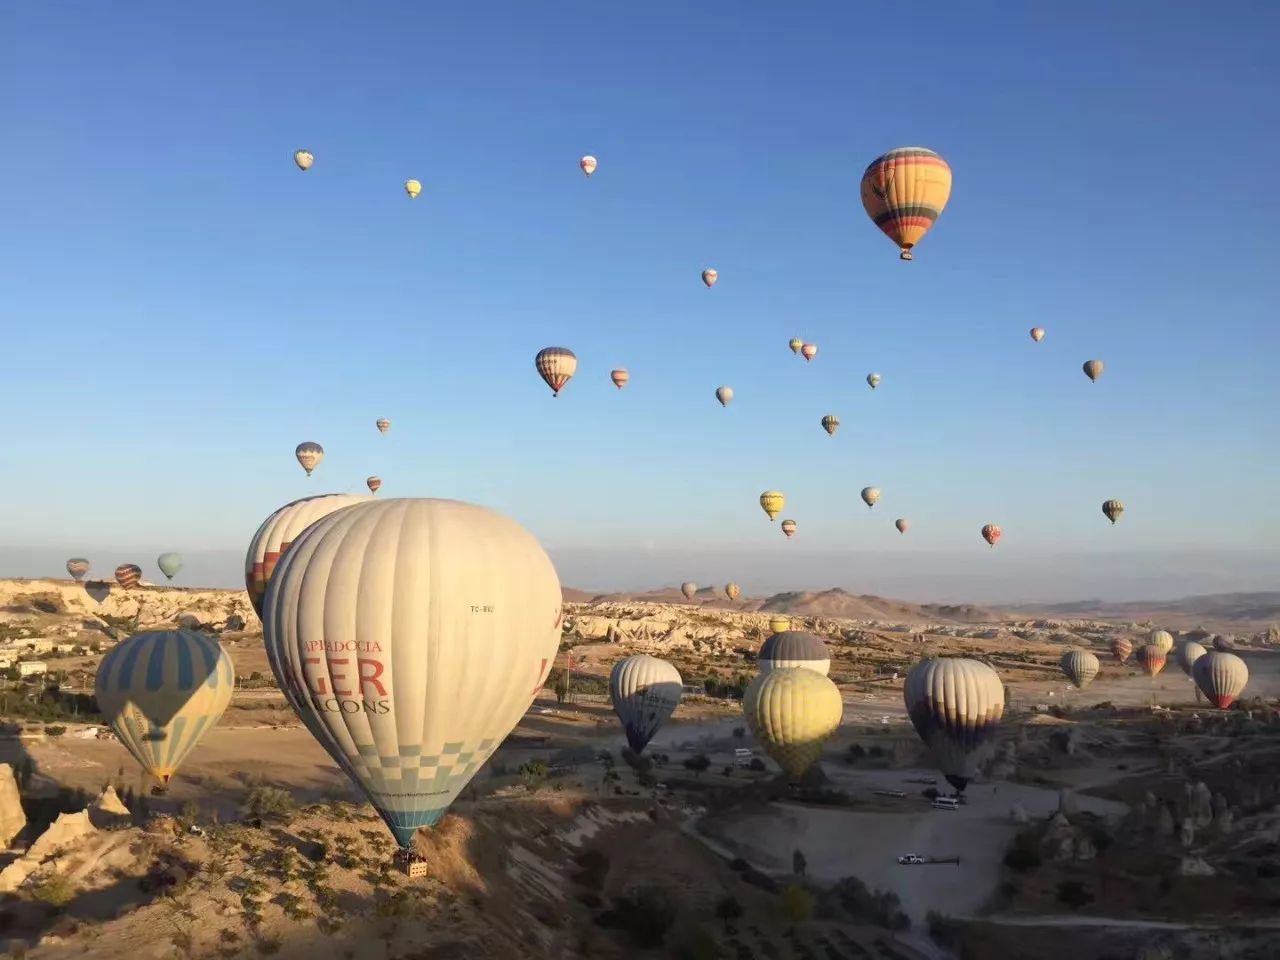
left=367, top=476, right=382, bottom=494
left=115, top=564, right=142, bottom=590
left=609, top=655, right=682, bottom=754
left=821, top=415, right=839, bottom=436
left=95, top=630, right=235, bottom=784
left=982, top=524, right=1001, bottom=547
left=780, top=519, right=797, bottom=538
left=535, top=347, right=577, bottom=396
left=1192, top=651, right=1248, bottom=709
left=611, top=369, right=629, bottom=389
left=1083, top=360, right=1104, bottom=382
left=759, top=491, right=785, bottom=520
left=66, top=558, right=90, bottom=582
left=759, top=631, right=830, bottom=676
left=716, top=386, right=733, bottom=407
left=860, top=487, right=880, bottom=508
left=1149, top=629, right=1174, bottom=655
left=788, top=338, right=803, bottom=354
left=767, top=616, right=791, bottom=635
left=376, top=418, right=391, bottom=434
left=743, top=668, right=842, bottom=781
left=725, top=583, right=741, bottom=601
left=261, top=498, right=562, bottom=849
left=1176, top=641, right=1207, bottom=677
left=866, top=373, right=881, bottom=389
left=1102, top=500, right=1124, bottom=524
left=1030, top=327, right=1045, bottom=342
left=680, top=581, right=698, bottom=600
left=404, top=179, right=422, bottom=199
left=294, top=150, right=313, bottom=171
left=904, top=657, right=1004, bottom=792
left=1110, top=637, right=1133, bottom=664
left=157, top=553, right=183, bottom=581
left=895, top=518, right=909, bottom=534
left=800, top=343, right=817, bottom=361
left=1136, top=644, right=1167, bottom=677
left=702, top=268, right=718, bottom=287
left=860, top=147, right=952, bottom=260
left=1060, top=650, right=1100, bottom=689
left=295, top=442, right=324, bottom=476
left=580, top=155, right=597, bottom=176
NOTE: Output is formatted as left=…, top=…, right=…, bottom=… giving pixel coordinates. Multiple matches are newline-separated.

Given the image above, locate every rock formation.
left=0, top=764, right=26, bottom=847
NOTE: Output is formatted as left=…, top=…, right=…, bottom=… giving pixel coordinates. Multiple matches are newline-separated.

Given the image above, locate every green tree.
left=714, top=895, right=742, bottom=931
left=778, top=884, right=813, bottom=930
left=553, top=670, right=569, bottom=704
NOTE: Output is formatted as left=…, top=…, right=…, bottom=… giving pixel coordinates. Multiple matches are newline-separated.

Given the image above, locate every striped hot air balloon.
left=114, top=564, right=142, bottom=590
left=611, top=369, right=629, bottom=389
left=1102, top=500, right=1124, bottom=524
left=66, top=558, right=90, bottom=582
left=376, top=418, right=391, bottom=434
left=821, top=415, right=839, bottom=436
left=1149, top=629, right=1174, bottom=655
left=1192, top=652, right=1248, bottom=709
left=295, top=442, right=324, bottom=476
left=1083, top=360, right=1104, bottom=382
left=860, top=147, right=952, bottom=261
left=367, top=476, right=382, bottom=494
left=244, top=493, right=370, bottom=618
left=800, top=343, right=817, bottom=362
left=767, top=616, right=791, bottom=635
left=1136, top=644, right=1167, bottom=678
left=725, top=583, right=741, bottom=601
left=1060, top=650, right=1100, bottom=689
left=780, top=519, right=797, bottom=538
left=860, top=487, right=880, bottom=509
left=759, top=491, right=785, bottom=521
left=609, top=655, right=682, bottom=754
left=95, top=630, right=235, bottom=787
left=905, top=657, right=1004, bottom=792
left=1110, top=637, right=1133, bottom=664
left=702, top=268, right=718, bottom=287
left=759, top=631, right=830, bottom=676
left=982, top=524, right=1002, bottom=548
left=743, top=668, right=843, bottom=781
left=788, top=338, right=803, bottom=355
left=535, top=347, right=577, bottom=396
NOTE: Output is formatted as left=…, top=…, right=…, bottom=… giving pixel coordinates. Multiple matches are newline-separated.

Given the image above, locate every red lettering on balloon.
left=330, top=658, right=351, bottom=696
left=304, top=657, right=327, bottom=696
left=359, top=658, right=387, bottom=696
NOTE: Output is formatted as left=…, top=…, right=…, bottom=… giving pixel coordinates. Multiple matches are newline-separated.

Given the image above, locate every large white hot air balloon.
left=1059, top=650, right=1100, bottom=689
left=262, top=498, right=563, bottom=850
left=904, top=657, right=1005, bottom=793
left=1192, top=651, right=1249, bottom=709
left=1176, top=641, right=1207, bottom=677
left=609, top=655, right=682, bottom=754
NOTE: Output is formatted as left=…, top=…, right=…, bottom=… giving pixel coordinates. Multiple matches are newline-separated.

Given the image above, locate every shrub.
left=519, top=759, right=548, bottom=789
left=31, top=875, right=73, bottom=907
left=571, top=849, right=610, bottom=889
left=243, top=786, right=294, bottom=820
left=748, top=758, right=766, bottom=772
left=1003, top=830, right=1042, bottom=872
left=44, top=725, right=67, bottom=738
left=683, top=754, right=711, bottom=776
left=1057, top=881, right=1093, bottom=910
left=599, top=887, right=676, bottom=948
left=715, top=895, right=743, bottom=929
left=732, top=727, right=745, bottom=739
left=778, top=884, right=813, bottom=927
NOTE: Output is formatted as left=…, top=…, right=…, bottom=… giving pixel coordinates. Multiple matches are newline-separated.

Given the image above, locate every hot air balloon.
left=261, top=498, right=562, bottom=850
left=788, top=338, right=803, bottom=355
left=1102, top=500, right=1124, bottom=524
left=1083, top=360, right=1104, bottom=382
left=821, top=415, right=839, bottom=436
left=611, top=369, right=629, bottom=389
left=1213, top=635, right=1235, bottom=652
left=115, top=564, right=142, bottom=590
left=1030, top=327, right=1045, bottom=342
left=1136, top=644, right=1167, bottom=678
left=293, top=150, right=314, bottom=171
left=609, top=655, right=682, bottom=754
left=1192, top=652, right=1248, bottom=709
left=800, top=343, right=817, bottom=362
left=860, top=147, right=952, bottom=261
left=759, top=631, right=830, bottom=676
left=244, top=493, right=370, bottom=617
left=860, top=487, right=880, bottom=509
left=904, top=657, right=1004, bottom=792
left=681, top=581, right=698, bottom=601
left=981, top=524, right=1002, bottom=548
left=702, top=268, right=718, bottom=288
left=760, top=491, right=785, bottom=521
left=1176, top=641, right=1207, bottom=677
left=725, top=583, right=741, bottom=601
left=1060, top=650, right=1100, bottom=689
left=535, top=346, right=577, bottom=397
left=866, top=373, right=881, bottom=390
left=156, top=553, right=183, bottom=581
left=743, top=668, right=843, bottom=781
left=404, top=179, right=422, bottom=199
left=715, top=386, right=734, bottom=407
left=367, top=476, right=382, bottom=494
left=1149, top=629, right=1174, bottom=655
left=768, top=616, right=791, bottom=635
left=895, top=518, right=909, bottom=534
left=1110, top=637, right=1133, bottom=664
left=95, top=630, right=235, bottom=788
left=580, top=155, right=597, bottom=176
left=780, top=519, right=797, bottom=539
left=376, top=418, right=391, bottom=434
left=66, top=558, right=90, bottom=582
left=295, top=442, right=324, bottom=476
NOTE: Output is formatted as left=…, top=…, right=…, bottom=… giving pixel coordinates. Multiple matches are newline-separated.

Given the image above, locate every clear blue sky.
left=1, top=2, right=1276, bottom=601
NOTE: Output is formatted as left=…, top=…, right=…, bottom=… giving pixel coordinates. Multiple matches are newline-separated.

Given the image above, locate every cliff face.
left=0, top=578, right=258, bottom=636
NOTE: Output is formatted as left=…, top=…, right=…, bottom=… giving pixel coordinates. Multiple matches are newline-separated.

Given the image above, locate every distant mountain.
left=1009, top=591, right=1280, bottom=631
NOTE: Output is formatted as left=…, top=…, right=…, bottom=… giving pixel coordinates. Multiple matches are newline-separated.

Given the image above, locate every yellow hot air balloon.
left=535, top=347, right=577, bottom=397
left=95, top=630, right=235, bottom=787
left=759, top=491, right=785, bottom=521
left=293, top=150, right=314, bottom=171
left=904, top=657, right=1004, bottom=792
left=860, top=147, right=952, bottom=261
left=725, top=583, right=741, bottom=601
left=767, top=615, right=792, bottom=635
left=788, top=338, right=803, bottom=355
left=743, top=668, right=843, bottom=781
left=244, top=493, right=371, bottom=618
left=1060, top=650, right=1100, bottom=689
left=1149, top=629, right=1174, bottom=655
left=610, top=655, right=681, bottom=753
left=702, top=268, right=718, bottom=288
left=580, top=155, right=597, bottom=176
left=262, top=498, right=563, bottom=849
left=821, top=415, right=839, bottom=436
left=404, top=179, right=422, bottom=199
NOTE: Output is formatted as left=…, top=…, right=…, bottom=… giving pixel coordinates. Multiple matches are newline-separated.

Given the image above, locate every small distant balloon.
left=293, top=150, right=314, bottom=171
left=702, top=268, right=718, bottom=288
left=114, top=563, right=142, bottom=590
left=780, top=519, right=797, bottom=539
left=1102, top=499, right=1124, bottom=524
left=860, top=147, right=952, bottom=261
left=715, top=386, right=734, bottom=407
left=768, top=616, right=792, bottom=635
left=788, top=338, right=803, bottom=355
left=580, top=155, right=597, bottom=177
left=66, top=558, right=90, bottom=582
left=376, top=418, right=391, bottom=434
left=1136, top=644, right=1166, bottom=678
left=404, top=179, right=422, bottom=199
left=681, top=581, right=698, bottom=601
left=295, top=442, right=324, bottom=476
left=860, top=487, right=880, bottom=509
left=1149, top=629, right=1174, bottom=655
left=725, top=583, right=741, bottom=601
left=760, top=491, right=785, bottom=521
left=1030, top=327, right=1045, bottom=342
left=1060, top=650, right=1100, bottom=689
left=800, top=343, right=817, bottom=362
left=156, top=553, right=183, bottom=581
left=866, top=373, right=881, bottom=389
left=1083, top=360, right=1104, bottom=382
left=981, top=524, right=1002, bottom=548
left=367, top=476, right=382, bottom=494
left=1110, top=637, right=1133, bottom=664
left=535, top=347, right=577, bottom=397
left=611, top=369, right=629, bottom=389
left=821, top=415, right=839, bottom=436
left=895, top=518, right=909, bottom=534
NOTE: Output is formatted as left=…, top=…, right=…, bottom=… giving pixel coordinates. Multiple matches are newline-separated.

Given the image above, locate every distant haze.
left=3, top=543, right=1275, bottom=607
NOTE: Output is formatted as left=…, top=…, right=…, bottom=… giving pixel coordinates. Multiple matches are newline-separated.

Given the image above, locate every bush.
left=1003, top=831, right=1042, bottom=872
left=748, top=758, right=766, bottom=772
left=683, top=754, right=712, bottom=776
left=598, top=886, right=676, bottom=948
left=778, top=884, right=813, bottom=927
left=519, top=759, right=548, bottom=788
left=732, top=727, right=745, bottom=739
left=570, top=849, right=610, bottom=889
left=923, top=787, right=940, bottom=800
left=832, top=876, right=910, bottom=931
left=1056, top=881, right=1093, bottom=910
left=44, top=725, right=67, bottom=738
left=243, top=785, right=294, bottom=820
left=31, top=875, right=73, bottom=907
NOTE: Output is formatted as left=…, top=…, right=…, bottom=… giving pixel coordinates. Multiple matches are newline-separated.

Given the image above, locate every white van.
left=733, top=748, right=754, bottom=769
left=931, top=797, right=960, bottom=810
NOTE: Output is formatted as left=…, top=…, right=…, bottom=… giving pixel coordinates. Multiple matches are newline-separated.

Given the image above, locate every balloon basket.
left=150, top=785, right=169, bottom=797
left=395, top=849, right=429, bottom=879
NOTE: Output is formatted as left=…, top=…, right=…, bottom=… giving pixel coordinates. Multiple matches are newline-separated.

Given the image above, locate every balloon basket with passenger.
left=394, top=848, right=429, bottom=879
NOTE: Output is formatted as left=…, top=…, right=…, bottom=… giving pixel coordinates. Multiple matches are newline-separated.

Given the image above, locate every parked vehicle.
left=897, top=854, right=926, bottom=864
left=873, top=789, right=907, bottom=799
left=932, top=797, right=960, bottom=810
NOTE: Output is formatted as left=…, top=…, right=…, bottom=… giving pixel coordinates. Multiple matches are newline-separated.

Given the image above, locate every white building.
left=17, top=661, right=48, bottom=678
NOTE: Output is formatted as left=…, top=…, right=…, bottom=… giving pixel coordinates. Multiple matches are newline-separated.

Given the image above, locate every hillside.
left=1012, top=591, right=1280, bottom=631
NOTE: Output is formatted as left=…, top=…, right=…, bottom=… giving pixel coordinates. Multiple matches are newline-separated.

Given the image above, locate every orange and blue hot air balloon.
left=860, top=147, right=952, bottom=261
